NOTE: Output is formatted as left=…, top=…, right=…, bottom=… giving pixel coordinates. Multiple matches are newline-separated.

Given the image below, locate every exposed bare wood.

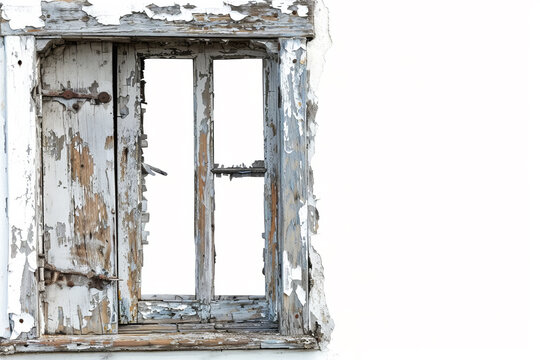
left=278, top=38, right=309, bottom=335
left=0, top=1, right=314, bottom=39
left=194, top=52, right=215, bottom=307
left=263, top=56, right=281, bottom=322
left=138, top=298, right=269, bottom=324
left=116, top=43, right=142, bottom=324
left=41, top=42, right=117, bottom=335
left=0, top=332, right=317, bottom=353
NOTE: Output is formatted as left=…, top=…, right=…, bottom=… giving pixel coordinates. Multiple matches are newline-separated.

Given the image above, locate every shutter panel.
left=41, top=43, right=117, bottom=334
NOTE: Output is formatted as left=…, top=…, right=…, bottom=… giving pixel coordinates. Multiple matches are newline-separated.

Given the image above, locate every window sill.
left=1, top=332, right=318, bottom=354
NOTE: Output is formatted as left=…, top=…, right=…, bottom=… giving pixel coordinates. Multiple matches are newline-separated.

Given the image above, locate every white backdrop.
left=11, top=0, right=540, bottom=359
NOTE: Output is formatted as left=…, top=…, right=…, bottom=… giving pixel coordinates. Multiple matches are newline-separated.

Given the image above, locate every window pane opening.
left=140, top=59, right=195, bottom=295
left=214, top=177, right=266, bottom=296
left=213, top=59, right=264, bottom=167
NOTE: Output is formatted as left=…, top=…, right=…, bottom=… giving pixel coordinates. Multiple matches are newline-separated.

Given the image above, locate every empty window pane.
left=214, top=177, right=265, bottom=295
left=141, top=59, right=195, bottom=295
left=213, top=59, right=264, bottom=166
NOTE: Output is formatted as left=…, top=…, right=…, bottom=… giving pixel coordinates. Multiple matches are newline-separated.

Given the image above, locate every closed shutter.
left=41, top=42, right=117, bottom=335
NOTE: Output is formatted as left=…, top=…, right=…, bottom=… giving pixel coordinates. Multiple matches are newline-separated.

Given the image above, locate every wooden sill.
left=0, top=332, right=318, bottom=354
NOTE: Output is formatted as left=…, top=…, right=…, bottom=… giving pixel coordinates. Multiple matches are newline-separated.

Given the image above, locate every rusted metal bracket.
left=212, top=160, right=267, bottom=178
left=42, top=89, right=112, bottom=103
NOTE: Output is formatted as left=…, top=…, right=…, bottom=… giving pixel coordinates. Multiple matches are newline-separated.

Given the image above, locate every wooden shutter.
left=41, top=42, right=117, bottom=335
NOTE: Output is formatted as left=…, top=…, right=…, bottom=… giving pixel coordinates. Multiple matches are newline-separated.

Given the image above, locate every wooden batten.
left=0, top=1, right=314, bottom=39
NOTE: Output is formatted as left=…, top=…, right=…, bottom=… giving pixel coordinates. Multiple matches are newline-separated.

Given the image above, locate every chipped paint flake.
left=0, top=0, right=44, bottom=30
left=79, top=0, right=262, bottom=25
left=9, top=312, right=33, bottom=340
left=283, top=252, right=302, bottom=296
left=295, top=286, right=306, bottom=306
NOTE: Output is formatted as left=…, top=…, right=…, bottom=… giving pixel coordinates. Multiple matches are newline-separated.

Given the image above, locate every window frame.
left=116, top=40, right=281, bottom=329
left=0, top=0, right=329, bottom=353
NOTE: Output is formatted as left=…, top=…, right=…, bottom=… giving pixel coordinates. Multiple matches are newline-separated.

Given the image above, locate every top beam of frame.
left=0, top=1, right=314, bottom=39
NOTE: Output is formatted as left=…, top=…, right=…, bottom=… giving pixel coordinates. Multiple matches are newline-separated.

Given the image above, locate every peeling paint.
left=0, top=0, right=43, bottom=30
left=9, top=312, right=34, bottom=340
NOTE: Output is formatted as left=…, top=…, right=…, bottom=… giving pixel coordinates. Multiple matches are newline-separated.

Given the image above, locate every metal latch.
left=42, top=89, right=112, bottom=103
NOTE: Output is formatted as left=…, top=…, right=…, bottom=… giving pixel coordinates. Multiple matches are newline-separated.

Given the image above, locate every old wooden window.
left=0, top=0, right=332, bottom=354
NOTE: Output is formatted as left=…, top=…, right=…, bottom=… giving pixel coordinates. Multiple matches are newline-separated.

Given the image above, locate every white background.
left=13, top=0, right=540, bottom=359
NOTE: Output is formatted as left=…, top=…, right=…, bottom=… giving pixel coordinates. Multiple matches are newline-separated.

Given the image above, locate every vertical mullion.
left=263, top=56, right=280, bottom=322
left=194, top=51, right=215, bottom=308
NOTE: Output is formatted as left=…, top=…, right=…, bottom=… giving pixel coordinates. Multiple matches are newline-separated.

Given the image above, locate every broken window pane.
left=213, top=59, right=264, bottom=167
left=214, top=177, right=265, bottom=295
left=141, top=59, right=195, bottom=295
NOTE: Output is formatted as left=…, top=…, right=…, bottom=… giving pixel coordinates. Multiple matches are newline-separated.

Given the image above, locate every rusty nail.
left=98, top=91, right=111, bottom=103
left=72, top=103, right=79, bottom=111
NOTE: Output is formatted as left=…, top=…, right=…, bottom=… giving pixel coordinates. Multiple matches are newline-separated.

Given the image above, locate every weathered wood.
left=138, top=298, right=269, bottom=324
left=278, top=38, right=309, bottom=335
left=0, top=1, right=314, bottom=39
left=3, top=36, right=40, bottom=340
left=117, top=43, right=142, bottom=324
left=194, top=52, right=215, bottom=307
left=263, top=56, right=281, bottom=322
left=41, top=42, right=117, bottom=335
left=0, top=36, right=9, bottom=340
left=0, top=332, right=317, bottom=353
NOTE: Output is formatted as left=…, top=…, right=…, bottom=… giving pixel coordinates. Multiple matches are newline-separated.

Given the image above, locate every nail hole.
left=295, top=314, right=299, bottom=319
left=19, top=318, right=24, bottom=323
left=17, top=60, right=22, bottom=66
left=292, top=59, right=297, bottom=64
left=292, top=10, right=298, bottom=15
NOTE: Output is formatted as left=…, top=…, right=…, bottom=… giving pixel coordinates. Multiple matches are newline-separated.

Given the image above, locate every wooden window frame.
left=0, top=0, right=330, bottom=353
left=117, top=40, right=282, bottom=329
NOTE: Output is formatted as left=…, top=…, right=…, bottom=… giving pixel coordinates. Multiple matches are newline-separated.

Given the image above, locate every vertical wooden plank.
left=4, top=36, right=39, bottom=340
left=278, top=38, right=309, bottom=335
left=263, top=56, right=280, bottom=322
left=41, top=42, right=117, bottom=335
left=0, top=36, right=10, bottom=340
left=194, top=51, right=215, bottom=308
left=116, top=44, right=142, bottom=324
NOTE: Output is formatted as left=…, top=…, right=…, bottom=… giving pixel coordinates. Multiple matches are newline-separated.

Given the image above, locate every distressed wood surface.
left=138, top=298, right=269, bottom=324
left=0, top=36, right=9, bottom=340
left=263, top=56, right=281, bottom=322
left=278, top=38, right=309, bottom=335
left=194, top=52, right=215, bottom=307
left=117, top=43, right=142, bottom=324
left=3, top=36, right=40, bottom=340
left=0, top=331, right=317, bottom=353
left=0, top=1, right=314, bottom=39
left=41, top=42, right=117, bottom=335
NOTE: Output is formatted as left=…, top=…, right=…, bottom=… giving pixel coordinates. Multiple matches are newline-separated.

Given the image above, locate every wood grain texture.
left=0, top=1, right=314, bottom=39
left=278, top=38, right=309, bottom=335
left=263, top=56, right=281, bottom=322
left=138, top=298, right=269, bottom=324
left=0, top=331, right=317, bottom=353
left=116, top=43, right=142, bottom=324
left=194, top=52, right=215, bottom=307
left=41, top=42, right=117, bottom=335
left=4, top=36, right=40, bottom=340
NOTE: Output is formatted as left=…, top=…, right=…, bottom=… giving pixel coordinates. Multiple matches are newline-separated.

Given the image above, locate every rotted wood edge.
left=0, top=332, right=318, bottom=353
left=0, top=1, right=314, bottom=39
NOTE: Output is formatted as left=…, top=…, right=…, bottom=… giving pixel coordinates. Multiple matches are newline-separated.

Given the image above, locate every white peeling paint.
left=80, top=0, right=260, bottom=26
left=9, top=312, right=34, bottom=340
left=299, top=201, right=308, bottom=246
left=0, top=0, right=43, bottom=30
left=295, top=285, right=306, bottom=306
left=283, top=252, right=302, bottom=296
left=272, top=0, right=308, bottom=16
